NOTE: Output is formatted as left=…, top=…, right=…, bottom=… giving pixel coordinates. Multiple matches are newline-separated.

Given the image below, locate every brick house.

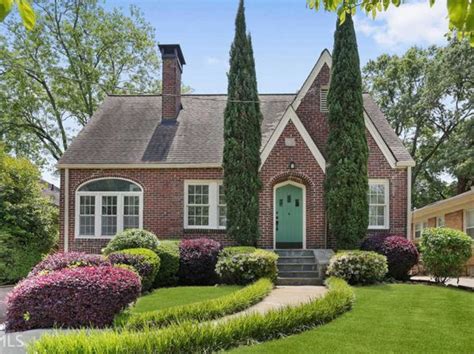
left=58, top=44, right=415, bottom=254
left=412, top=187, right=474, bottom=275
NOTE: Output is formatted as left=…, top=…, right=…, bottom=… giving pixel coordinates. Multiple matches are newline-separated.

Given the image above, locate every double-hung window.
left=368, top=179, right=389, bottom=229
left=414, top=223, right=422, bottom=239
left=185, top=181, right=226, bottom=229
left=76, top=178, right=143, bottom=238
left=465, top=209, right=474, bottom=238
left=436, top=215, right=445, bottom=228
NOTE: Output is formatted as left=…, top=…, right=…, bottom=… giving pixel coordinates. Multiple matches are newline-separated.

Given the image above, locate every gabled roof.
left=59, top=51, right=415, bottom=168
left=59, top=94, right=293, bottom=166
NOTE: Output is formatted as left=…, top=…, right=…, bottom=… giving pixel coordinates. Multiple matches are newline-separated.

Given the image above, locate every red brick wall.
left=60, top=168, right=234, bottom=254
left=259, top=121, right=327, bottom=249
left=296, top=63, right=330, bottom=157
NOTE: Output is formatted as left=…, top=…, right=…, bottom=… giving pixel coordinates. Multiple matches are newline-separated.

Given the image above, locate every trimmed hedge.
left=28, top=252, right=110, bottom=277
left=327, top=251, right=387, bottom=284
left=216, top=249, right=278, bottom=284
left=153, top=240, right=180, bottom=287
left=6, top=266, right=141, bottom=332
left=178, top=238, right=222, bottom=285
left=219, top=246, right=257, bottom=257
left=108, top=248, right=160, bottom=292
left=119, top=278, right=273, bottom=330
left=103, top=229, right=160, bottom=255
left=361, top=234, right=419, bottom=280
left=420, top=227, right=472, bottom=283
left=28, top=278, right=353, bottom=354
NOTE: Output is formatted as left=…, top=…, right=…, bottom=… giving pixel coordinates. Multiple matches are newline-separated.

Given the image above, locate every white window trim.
left=464, top=208, right=474, bottom=237
left=436, top=215, right=445, bottom=228
left=75, top=178, right=143, bottom=239
left=368, top=179, right=390, bottom=230
left=184, top=180, right=225, bottom=230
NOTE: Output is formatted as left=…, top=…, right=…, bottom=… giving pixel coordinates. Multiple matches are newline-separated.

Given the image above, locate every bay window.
left=75, top=178, right=143, bottom=238
left=184, top=180, right=226, bottom=229
left=368, top=179, right=389, bottom=229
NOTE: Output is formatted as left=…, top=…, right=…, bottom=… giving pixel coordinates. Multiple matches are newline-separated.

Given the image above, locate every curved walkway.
left=223, top=285, right=327, bottom=320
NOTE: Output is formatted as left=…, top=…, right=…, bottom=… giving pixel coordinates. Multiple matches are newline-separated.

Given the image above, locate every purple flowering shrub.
left=6, top=266, right=141, bottom=332
left=108, top=248, right=160, bottom=292
left=178, top=238, right=222, bottom=285
left=28, top=252, right=110, bottom=277
left=361, top=234, right=419, bottom=280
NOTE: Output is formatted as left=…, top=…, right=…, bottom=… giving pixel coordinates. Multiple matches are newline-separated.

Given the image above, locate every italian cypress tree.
left=325, top=15, right=369, bottom=249
left=223, top=0, right=263, bottom=246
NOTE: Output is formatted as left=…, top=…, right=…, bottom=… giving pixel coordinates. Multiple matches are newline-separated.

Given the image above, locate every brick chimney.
left=159, top=44, right=186, bottom=121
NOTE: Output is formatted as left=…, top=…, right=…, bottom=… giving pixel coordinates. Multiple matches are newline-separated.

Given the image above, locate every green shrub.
left=420, top=227, right=472, bottom=283
left=216, top=249, right=278, bottom=284
left=108, top=248, right=160, bottom=292
left=219, top=246, right=257, bottom=257
left=119, top=278, right=273, bottom=330
left=326, top=251, right=387, bottom=285
left=103, top=229, right=160, bottom=255
left=0, top=150, right=58, bottom=284
left=153, top=241, right=180, bottom=287
left=29, top=278, right=353, bottom=354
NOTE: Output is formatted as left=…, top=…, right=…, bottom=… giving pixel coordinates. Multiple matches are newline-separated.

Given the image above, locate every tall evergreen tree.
left=325, top=15, right=369, bottom=249
left=223, top=0, right=262, bottom=246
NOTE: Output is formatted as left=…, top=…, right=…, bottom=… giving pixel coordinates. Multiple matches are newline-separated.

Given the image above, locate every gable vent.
left=320, top=88, right=329, bottom=113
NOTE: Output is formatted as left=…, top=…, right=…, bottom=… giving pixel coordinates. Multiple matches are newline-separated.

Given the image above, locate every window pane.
left=101, top=196, right=117, bottom=236
left=187, top=184, right=209, bottom=205
left=219, top=206, right=227, bottom=227
left=467, top=228, right=474, bottom=239
left=466, top=210, right=474, bottom=228
left=188, top=206, right=209, bottom=226
left=219, top=185, right=225, bottom=205
left=124, top=196, right=140, bottom=230
left=79, top=179, right=141, bottom=192
left=79, top=196, right=95, bottom=236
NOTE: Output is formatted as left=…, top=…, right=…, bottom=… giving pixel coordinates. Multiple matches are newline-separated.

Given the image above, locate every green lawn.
left=130, top=285, right=243, bottom=313
left=231, top=284, right=474, bottom=353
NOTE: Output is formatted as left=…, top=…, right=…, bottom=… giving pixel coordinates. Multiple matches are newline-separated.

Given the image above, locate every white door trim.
left=273, top=180, right=307, bottom=250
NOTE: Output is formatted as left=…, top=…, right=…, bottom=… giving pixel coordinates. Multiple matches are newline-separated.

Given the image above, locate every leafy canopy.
left=307, top=0, right=474, bottom=46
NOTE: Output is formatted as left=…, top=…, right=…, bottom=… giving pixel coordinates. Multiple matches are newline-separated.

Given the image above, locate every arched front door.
left=275, top=182, right=305, bottom=249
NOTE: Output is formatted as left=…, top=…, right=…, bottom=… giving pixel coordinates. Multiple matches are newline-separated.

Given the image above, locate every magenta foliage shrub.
left=6, top=266, right=141, bottom=332
left=28, top=252, right=110, bottom=277
left=178, top=238, right=222, bottom=285
left=361, top=234, right=419, bottom=280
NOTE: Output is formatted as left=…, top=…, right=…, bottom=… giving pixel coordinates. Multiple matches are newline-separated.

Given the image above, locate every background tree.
left=223, top=0, right=262, bottom=246
left=0, top=145, right=58, bottom=284
left=325, top=15, right=369, bottom=249
left=363, top=39, right=473, bottom=207
left=307, top=0, right=474, bottom=46
left=0, top=0, right=161, bottom=163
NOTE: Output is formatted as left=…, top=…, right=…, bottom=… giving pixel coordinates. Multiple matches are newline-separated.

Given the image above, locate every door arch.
left=273, top=181, right=306, bottom=249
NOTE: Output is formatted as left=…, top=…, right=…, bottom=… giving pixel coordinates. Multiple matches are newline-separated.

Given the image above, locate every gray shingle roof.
left=59, top=93, right=414, bottom=166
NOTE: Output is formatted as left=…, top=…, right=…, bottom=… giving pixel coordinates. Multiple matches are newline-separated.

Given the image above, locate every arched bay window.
left=75, top=178, right=143, bottom=238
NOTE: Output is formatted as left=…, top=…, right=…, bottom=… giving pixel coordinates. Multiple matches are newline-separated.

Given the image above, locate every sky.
left=43, top=0, right=449, bottom=184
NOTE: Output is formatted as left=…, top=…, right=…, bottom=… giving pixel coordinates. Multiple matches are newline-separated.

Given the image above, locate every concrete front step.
left=277, top=277, right=323, bottom=286
left=278, top=263, right=318, bottom=271
left=274, top=249, right=315, bottom=257
left=278, top=270, right=320, bottom=278
left=278, top=256, right=315, bottom=264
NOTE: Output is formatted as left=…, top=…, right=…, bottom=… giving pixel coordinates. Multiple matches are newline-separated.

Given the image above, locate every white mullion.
left=95, top=193, right=101, bottom=237
left=208, top=183, right=217, bottom=229
left=117, top=193, right=124, bottom=233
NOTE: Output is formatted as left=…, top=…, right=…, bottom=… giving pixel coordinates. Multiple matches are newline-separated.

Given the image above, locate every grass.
left=231, top=284, right=474, bottom=354
left=129, top=285, right=242, bottom=314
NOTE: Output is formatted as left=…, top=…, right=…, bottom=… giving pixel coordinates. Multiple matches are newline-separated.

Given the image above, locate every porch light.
left=289, top=161, right=296, bottom=170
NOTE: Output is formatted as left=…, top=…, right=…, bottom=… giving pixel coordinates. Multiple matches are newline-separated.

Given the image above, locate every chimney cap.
left=158, top=44, right=186, bottom=65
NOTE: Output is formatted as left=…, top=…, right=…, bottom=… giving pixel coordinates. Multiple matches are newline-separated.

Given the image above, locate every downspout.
left=64, top=168, right=69, bottom=252
left=406, top=166, right=412, bottom=240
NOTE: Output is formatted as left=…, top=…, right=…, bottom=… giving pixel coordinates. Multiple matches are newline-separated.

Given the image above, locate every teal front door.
left=275, top=184, right=303, bottom=249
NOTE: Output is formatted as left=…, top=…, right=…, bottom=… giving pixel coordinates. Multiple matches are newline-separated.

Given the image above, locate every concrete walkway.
left=223, top=285, right=327, bottom=320
left=411, top=276, right=474, bottom=291
left=0, top=286, right=13, bottom=323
